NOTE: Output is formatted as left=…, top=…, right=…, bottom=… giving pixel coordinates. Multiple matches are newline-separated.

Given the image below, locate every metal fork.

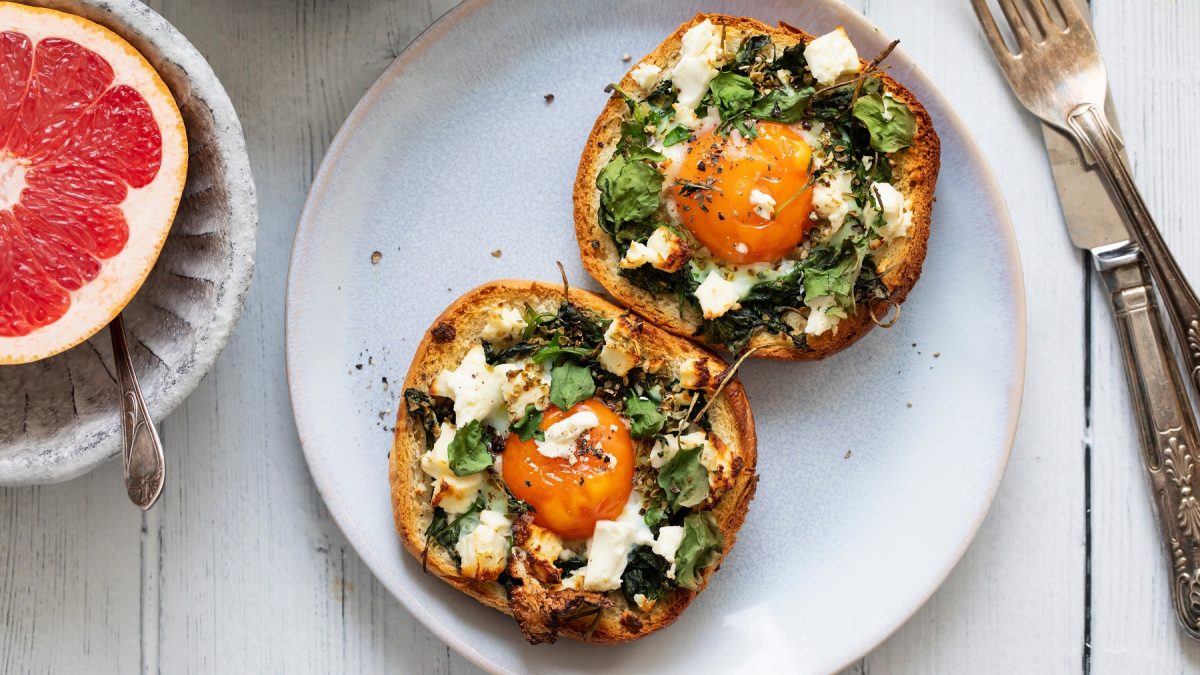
left=971, top=0, right=1200, bottom=397
left=973, top=0, right=1200, bottom=637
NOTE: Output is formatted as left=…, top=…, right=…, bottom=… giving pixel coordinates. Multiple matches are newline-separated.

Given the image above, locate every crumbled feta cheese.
left=579, top=491, right=687, bottom=591
left=431, top=345, right=517, bottom=430
left=455, top=509, right=512, bottom=580
left=695, top=270, right=742, bottom=319
left=582, top=520, right=638, bottom=591
left=630, top=62, right=662, bottom=90
left=863, top=182, right=912, bottom=241
left=805, top=296, right=846, bottom=336
left=499, top=359, right=551, bottom=417
left=480, top=306, right=527, bottom=345
left=535, top=410, right=600, bottom=463
left=619, top=227, right=689, bottom=273
left=811, top=170, right=857, bottom=229
left=651, top=526, right=685, bottom=579
left=775, top=69, right=793, bottom=86
left=420, top=422, right=485, bottom=514
left=668, top=20, right=725, bottom=128
left=680, top=355, right=720, bottom=390
left=749, top=189, right=776, bottom=220
left=523, top=523, right=564, bottom=566
left=804, top=27, right=861, bottom=86
left=561, top=569, right=586, bottom=590
left=650, top=434, right=680, bottom=469
left=598, top=317, right=640, bottom=377
left=633, top=593, right=656, bottom=612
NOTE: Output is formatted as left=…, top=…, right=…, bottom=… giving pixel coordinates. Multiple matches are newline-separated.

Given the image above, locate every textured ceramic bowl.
left=0, top=0, right=257, bottom=485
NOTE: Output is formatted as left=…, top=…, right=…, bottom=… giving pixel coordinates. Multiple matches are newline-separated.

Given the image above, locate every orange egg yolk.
left=672, top=121, right=815, bottom=264
left=502, top=399, right=635, bottom=539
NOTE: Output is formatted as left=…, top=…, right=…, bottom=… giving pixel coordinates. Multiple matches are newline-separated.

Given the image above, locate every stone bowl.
left=0, top=0, right=257, bottom=485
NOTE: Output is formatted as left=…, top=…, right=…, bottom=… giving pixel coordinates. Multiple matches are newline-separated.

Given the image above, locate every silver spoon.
left=109, top=313, right=164, bottom=509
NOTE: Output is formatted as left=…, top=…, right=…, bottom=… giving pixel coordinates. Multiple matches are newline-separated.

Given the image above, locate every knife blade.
left=1042, top=0, right=1131, bottom=254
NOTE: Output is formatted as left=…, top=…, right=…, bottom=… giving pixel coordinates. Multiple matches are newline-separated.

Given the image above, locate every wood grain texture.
left=0, top=0, right=1193, bottom=672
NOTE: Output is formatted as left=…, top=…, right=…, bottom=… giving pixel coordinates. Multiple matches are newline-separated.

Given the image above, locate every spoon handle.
left=109, top=314, right=164, bottom=510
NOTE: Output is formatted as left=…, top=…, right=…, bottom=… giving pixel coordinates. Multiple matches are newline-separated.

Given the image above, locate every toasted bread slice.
left=574, top=13, right=941, bottom=359
left=389, top=280, right=758, bottom=644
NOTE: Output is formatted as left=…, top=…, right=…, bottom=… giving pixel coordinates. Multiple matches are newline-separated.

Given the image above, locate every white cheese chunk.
left=431, top=345, right=517, bottom=431
left=499, top=359, right=551, bottom=417
left=695, top=270, right=743, bottom=319
left=619, top=227, right=688, bottom=273
left=652, top=526, right=685, bottom=579
left=804, top=27, right=861, bottom=86
left=419, top=423, right=485, bottom=514
left=535, top=410, right=600, bottom=463
left=455, top=509, right=512, bottom=580
left=480, top=306, right=527, bottom=345
left=749, top=188, right=776, bottom=221
left=863, top=182, right=913, bottom=241
left=649, top=434, right=680, bottom=469
left=598, top=317, right=639, bottom=377
left=805, top=295, right=846, bottom=336
left=582, top=520, right=638, bottom=591
left=630, top=62, right=662, bottom=90
left=811, top=169, right=857, bottom=229
left=679, top=356, right=720, bottom=391
left=668, top=20, right=725, bottom=129
left=523, top=523, right=564, bottom=566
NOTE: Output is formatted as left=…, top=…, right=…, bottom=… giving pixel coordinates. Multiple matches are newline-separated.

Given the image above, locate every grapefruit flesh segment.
left=0, top=3, right=186, bottom=364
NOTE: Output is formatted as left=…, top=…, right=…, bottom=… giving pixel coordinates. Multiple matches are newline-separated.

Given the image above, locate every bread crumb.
left=491, top=249, right=502, bottom=258
left=544, top=93, right=554, bottom=103
left=370, top=250, right=382, bottom=264
left=933, top=352, right=941, bottom=358
left=622, top=53, right=631, bottom=61
left=843, top=450, right=852, bottom=460
left=906, top=401, right=913, bottom=408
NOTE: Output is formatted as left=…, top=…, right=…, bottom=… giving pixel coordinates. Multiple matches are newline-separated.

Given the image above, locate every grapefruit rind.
left=0, top=2, right=187, bottom=365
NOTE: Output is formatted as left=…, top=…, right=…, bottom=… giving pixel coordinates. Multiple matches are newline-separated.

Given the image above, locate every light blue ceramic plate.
left=286, top=1, right=1025, bottom=672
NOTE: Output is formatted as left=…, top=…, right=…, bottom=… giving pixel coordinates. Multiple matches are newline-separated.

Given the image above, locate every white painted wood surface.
left=1, top=0, right=1196, bottom=672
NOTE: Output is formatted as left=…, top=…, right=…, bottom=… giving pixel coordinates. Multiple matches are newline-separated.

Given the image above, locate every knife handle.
left=1097, top=243, right=1200, bottom=638
left=1069, top=103, right=1200, bottom=399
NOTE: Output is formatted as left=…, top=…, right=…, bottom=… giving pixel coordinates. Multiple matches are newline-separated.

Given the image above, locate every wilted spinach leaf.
left=447, top=420, right=491, bottom=476
left=624, top=394, right=666, bottom=439
left=549, top=362, right=596, bottom=410
left=621, top=545, right=672, bottom=606
left=657, top=445, right=709, bottom=509
left=674, top=512, right=724, bottom=591
left=852, top=92, right=916, bottom=153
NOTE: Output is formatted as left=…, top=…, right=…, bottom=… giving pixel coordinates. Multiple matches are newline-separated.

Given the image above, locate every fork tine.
left=1020, top=0, right=1059, bottom=37
left=1051, top=0, right=1087, bottom=27
left=970, top=0, right=1016, bottom=58
left=996, top=0, right=1035, bottom=50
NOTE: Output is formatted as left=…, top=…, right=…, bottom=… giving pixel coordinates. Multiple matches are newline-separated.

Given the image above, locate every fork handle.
left=1068, top=103, right=1200, bottom=398
left=1097, top=242, right=1200, bottom=638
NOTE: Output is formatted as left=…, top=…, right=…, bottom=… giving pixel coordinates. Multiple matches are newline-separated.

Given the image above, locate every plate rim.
left=285, top=0, right=1027, bottom=671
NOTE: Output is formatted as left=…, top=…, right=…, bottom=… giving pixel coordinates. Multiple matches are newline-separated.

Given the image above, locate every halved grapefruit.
left=0, top=2, right=187, bottom=365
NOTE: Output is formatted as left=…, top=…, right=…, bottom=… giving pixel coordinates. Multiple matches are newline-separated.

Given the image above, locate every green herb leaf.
left=597, top=156, right=664, bottom=242
left=624, top=394, right=666, bottom=439
left=511, top=405, right=544, bottom=442
left=674, top=512, right=724, bottom=591
left=802, top=255, right=856, bottom=303
left=621, top=545, right=672, bottom=607
left=447, top=420, right=491, bottom=476
left=549, top=362, right=596, bottom=410
left=708, top=72, right=755, bottom=119
left=748, top=86, right=814, bottom=123
left=662, top=125, right=690, bottom=147
left=531, top=335, right=594, bottom=365
left=657, top=445, right=709, bottom=509
left=733, top=34, right=771, bottom=68
left=851, top=93, right=916, bottom=153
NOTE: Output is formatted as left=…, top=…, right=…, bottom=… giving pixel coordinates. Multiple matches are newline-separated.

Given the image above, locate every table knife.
left=1044, top=107, right=1200, bottom=636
